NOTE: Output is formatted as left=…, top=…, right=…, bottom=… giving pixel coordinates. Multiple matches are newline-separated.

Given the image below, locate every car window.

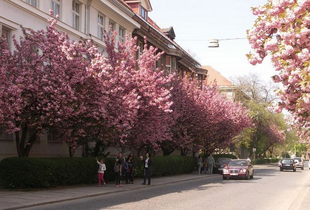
left=216, top=158, right=228, bottom=163
left=217, top=158, right=230, bottom=164
left=282, top=159, right=293, bottom=164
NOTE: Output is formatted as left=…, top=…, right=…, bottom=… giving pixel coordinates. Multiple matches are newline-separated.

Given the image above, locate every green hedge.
left=0, top=156, right=195, bottom=189
left=252, top=158, right=280, bottom=165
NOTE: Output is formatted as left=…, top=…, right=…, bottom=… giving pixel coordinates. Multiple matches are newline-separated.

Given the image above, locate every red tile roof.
left=202, top=66, right=234, bottom=87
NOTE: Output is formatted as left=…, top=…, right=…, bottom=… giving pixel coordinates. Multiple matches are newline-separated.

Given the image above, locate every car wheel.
left=250, top=171, right=254, bottom=179
left=293, top=168, right=296, bottom=172
left=302, top=167, right=304, bottom=170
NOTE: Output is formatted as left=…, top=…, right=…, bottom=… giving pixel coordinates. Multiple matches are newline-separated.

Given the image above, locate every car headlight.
left=240, top=169, right=247, bottom=173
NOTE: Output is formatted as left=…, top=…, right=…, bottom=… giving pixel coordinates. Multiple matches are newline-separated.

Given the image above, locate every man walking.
left=207, top=153, right=215, bottom=174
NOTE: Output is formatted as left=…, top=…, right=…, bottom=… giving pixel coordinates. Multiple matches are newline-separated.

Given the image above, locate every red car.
left=222, top=159, right=254, bottom=180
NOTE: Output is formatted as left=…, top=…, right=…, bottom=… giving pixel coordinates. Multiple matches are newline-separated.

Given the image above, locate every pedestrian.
left=114, top=152, right=123, bottom=187
left=197, top=155, right=202, bottom=174
left=207, top=153, right=215, bottom=174
left=203, top=158, right=208, bottom=174
left=126, top=153, right=135, bottom=184
left=96, top=158, right=106, bottom=186
left=140, top=152, right=152, bottom=185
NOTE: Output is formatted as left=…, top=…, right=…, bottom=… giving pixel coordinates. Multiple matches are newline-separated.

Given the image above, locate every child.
left=96, top=158, right=106, bottom=186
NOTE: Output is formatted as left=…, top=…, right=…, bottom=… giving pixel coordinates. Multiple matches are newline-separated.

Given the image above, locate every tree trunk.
left=14, top=125, right=38, bottom=157
left=181, top=147, right=188, bottom=156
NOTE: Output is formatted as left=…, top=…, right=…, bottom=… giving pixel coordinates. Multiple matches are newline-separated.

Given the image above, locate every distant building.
left=203, top=65, right=236, bottom=100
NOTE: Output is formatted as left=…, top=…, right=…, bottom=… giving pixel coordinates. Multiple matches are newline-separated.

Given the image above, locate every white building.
left=0, top=0, right=140, bottom=159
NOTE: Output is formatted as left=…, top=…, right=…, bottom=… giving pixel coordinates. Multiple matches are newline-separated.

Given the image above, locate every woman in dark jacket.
left=140, top=152, right=152, bottom=185
left=126, top=154, right=135, bottom=184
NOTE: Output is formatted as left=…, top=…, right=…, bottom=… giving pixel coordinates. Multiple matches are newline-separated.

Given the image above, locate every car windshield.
left=282, top=159, right=293, bottom=164
left=216, top=158, right=230, bottom=164
left=228, top=160, right=247, bottom=166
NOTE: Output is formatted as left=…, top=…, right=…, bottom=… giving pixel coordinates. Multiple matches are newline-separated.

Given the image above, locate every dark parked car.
left=222, top=159, right=254, bottom=180
left=279, top=158, right=296, bottom=172
left=294, top=157, right=304, bottom=170
left=215, top=158, right=231, bottom=174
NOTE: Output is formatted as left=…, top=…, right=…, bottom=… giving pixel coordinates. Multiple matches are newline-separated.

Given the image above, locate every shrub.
left=0, top=156, right=196, bottom=189
left=251, top=158, right=280, bottom=165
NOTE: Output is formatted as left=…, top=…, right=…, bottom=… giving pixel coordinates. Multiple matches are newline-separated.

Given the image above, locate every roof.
left=202, top=66, right=234, bottom=87
left=160, top=27, right=176, bottom=40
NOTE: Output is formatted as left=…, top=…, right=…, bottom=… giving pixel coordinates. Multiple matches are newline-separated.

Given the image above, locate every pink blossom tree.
left=164, top=76, right=252, bottom=156
left=247, top=0, right=310, bottom=132
left=0, top=16, right=114, bottom=157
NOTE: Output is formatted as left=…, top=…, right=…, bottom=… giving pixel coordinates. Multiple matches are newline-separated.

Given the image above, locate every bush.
left=252, top=158, right=280, bottom=165
left=0, top=156, right=196, bottom=189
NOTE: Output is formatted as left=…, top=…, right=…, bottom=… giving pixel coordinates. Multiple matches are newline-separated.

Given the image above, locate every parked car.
left=222, top=159, right=254, bottom=180
left=215, top=158, right=231, bottom=174
left=279, top=158, right=296, bottom=172
left=293, top=157, right=304, bottom=170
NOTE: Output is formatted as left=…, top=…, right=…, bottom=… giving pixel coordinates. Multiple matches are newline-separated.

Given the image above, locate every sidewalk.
left=0, top=173, right=216, bottom=210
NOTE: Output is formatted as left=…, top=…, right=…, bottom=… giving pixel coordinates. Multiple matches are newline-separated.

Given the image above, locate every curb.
left=2, top=174, right=218, bottom=210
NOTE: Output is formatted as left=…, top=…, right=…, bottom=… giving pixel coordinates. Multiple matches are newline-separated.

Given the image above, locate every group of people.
left=197, top=153, right=215, bottom=175
left=96, top=152, right=152, bottom=187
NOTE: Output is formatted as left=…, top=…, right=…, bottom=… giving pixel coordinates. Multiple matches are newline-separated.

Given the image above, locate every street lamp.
left=208, top=38, right=247, bottom=48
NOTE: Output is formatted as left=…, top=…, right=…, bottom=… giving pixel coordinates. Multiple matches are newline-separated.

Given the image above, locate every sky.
left=149, top=0, right=275, bottom=83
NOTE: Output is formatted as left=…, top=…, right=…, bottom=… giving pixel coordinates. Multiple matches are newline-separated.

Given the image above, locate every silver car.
left=294, top=157, right=304, bottom=170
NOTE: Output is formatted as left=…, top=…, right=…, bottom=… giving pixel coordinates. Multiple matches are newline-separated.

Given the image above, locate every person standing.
left=140, top=153, right=152, bottom=185
left=207, top=153, right=215, bottom=174
left=197, top=155, right=203, bottom=174
left=126, top=154, right=135, bottom=184
left=203, top=158, right=208, bottom=174
left=114, top=152, right=123, bottom=187
left=96, top=158, right=106, bottom=186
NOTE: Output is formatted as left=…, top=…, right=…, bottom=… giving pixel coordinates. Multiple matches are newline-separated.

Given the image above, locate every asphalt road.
left=23, top=164, right=310, bottom=210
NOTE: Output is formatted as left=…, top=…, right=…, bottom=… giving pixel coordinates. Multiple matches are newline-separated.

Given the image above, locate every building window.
left=137, top=41, right=143, bottom=58
left=165, top=56, right=171, bottom=73
left=97, top=13, right=105, bottom=40
left=0, top=126, right=13, bottom=141
left=119, top=26, right=125, bottom=43
left=139, top=5, right=148, bottom=20
left=47, top=130, right=63, bottom=143
left=171, top=57, right=176, bottom=72
left=26, top=0, right=37, bottom=7
left=72, top=0, right=80, bottom=30
left=51, top=0, right=61, bottom=18
left=109, top=20, right=115, bottom=32
left=0, top=24, right=11, bottom=49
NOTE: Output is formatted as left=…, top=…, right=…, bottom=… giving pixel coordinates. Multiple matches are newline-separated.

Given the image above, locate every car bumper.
left=223, top=173, right=248, bottom=179
left=280, top=166, right=295, bottom=170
